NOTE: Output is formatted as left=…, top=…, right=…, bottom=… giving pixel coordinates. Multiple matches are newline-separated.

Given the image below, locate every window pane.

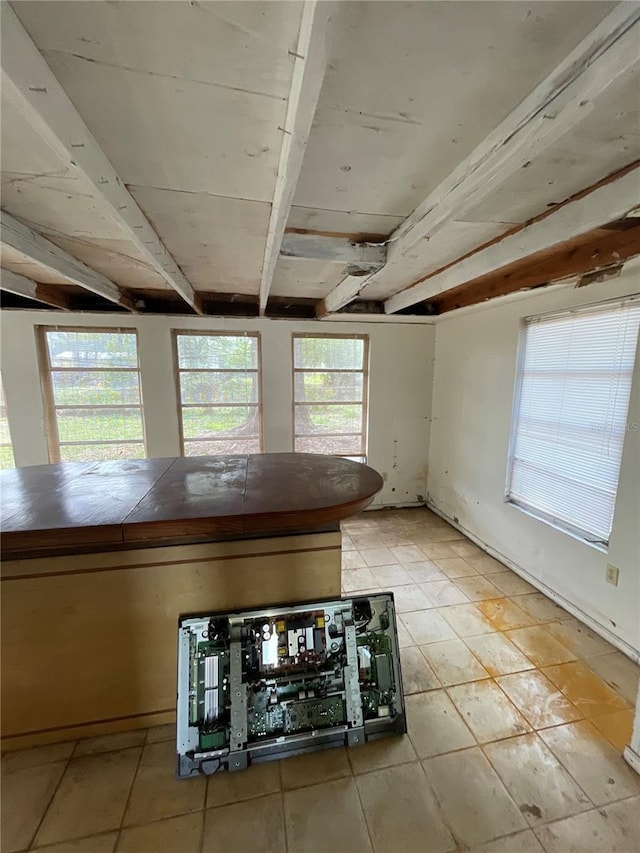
left=294, top=372, right=363, bottom=403
left=180, top=371, right=259, bottom=405
left=0, top=381, right=14, bottom=469
left=59, top=442, right=144, bottom=463
left=184, top=437, right=261, bottom=456
left=507, top=299, right=640, bottom=544
left=56, top=407, right=144, bottom=443
left=51, top=370, right=141, bottom=406
left=181, top=406, right=260, bottom=439
left=46, top=331, right=138, bottom=368
left=177, top=335, right=257, bottom=370
left=295, top=404, right=363, bottom=435
left=293, top=337, right=364, bottom=370
left=295, top=435, right=364, bottom=455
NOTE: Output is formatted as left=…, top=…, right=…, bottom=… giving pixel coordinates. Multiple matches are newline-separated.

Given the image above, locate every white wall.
left=0, top=310, right=435, bottom=509
left=428, top=266, right=640, bottom=657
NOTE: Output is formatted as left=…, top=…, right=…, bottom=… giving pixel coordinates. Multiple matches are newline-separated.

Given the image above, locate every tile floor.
left=2, top=508, right=639, bottom=853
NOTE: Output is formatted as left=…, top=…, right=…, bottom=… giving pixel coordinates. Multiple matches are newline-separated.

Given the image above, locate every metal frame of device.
left=176, top=593, right=406, bottom=778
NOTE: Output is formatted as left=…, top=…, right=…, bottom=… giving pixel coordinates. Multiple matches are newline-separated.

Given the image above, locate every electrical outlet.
left=606, top=564, right=620, bottom=586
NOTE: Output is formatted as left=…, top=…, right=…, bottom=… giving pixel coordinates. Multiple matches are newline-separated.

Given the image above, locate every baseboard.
left=426, top=499, right=640, bottom=665
left=623, top=746, right=640, bottom=776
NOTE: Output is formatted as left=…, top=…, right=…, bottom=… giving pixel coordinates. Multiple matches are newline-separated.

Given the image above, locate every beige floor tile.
left=34, top=833, right=118, bottom=853
left=465, top=554, right=508, bottom=574
left=420, top=579, right=471, bottom=606
left=348, top=734, right=416, bottom=775
left=74, top=730, right=147, bottom=757
left=421, top=638, right=490, bottom=687
left=496, top=670, right=583, bottom=729
left=117, top=812, right=202, bottom=853
left=405, top=560, right=448, bottom=583
left=539, top=720, right=640, bottom=806
left=405, top=690, right=475, bottom=758
left=342, top=567, right=379, bottom=592
left=468, top=830, right=545, bottom=852
left=1, top=740, right=74, bottom=774
left=343, top=550, right=367, bottom=569
left=284, top=777, right=372, bottom=853
left=477, top=599, right=535, bottom=631
left=378, top=530, right=414, bottom=547
left=506, top=626, right=577, bottom=668
left=342, top=534, right=356, bottom=551
left=401, top=609, right=457, bottom=644
left=590, top=708, right=635, bottom=751
left=488, top=572, right=537, bottom=597
left=370, top=562, right=413, bottom=586
left=440, top=602, right=497, bottom=637
left=395, top=617, right=414, bottom=648
left=584, top=651, right=640, bottom=705
left=542, top=660, right=629, bottom=718
left=203, top=792, right=285, bottom=853
left=388, top=583, right=434, bottom=612
left=544, top=619, right=615, bottom=658
left=35, top=748, right=140, bottom=847
left=484, top=734, right=591, bottom=826
left=361, top=547, right=396, bottom=567
left=465, top=632, right=535, bottom=677
left=206, top=757, right=280, bottom=808
left=450, top=540, right=486, bottom=560
left=420, top=542, right=461, bottom=560
left=533, top=797, right=640, bottom=852
left=281, top=746, right=351, bottom=790
left=448, top=680, right=530, bottom=743
left=2, top=761, right=66, bottom=853
left=350, top=532, right=385, bottom=550
left=511, top=594, right=572, bottom=625
left=434, top=557, right=479, bottom=578
left=390, top=544, right=429, bottom=564
left=423, top=747, right=527, bottom=846
left=453, top=575, right=505, bottom=601
left=356, top=762, right=456, bottom=853
left=145, top=724, right=175, bottom=744
left=400, top=646, right=441, bottom=693
left=123, top=740, right=204, bottom=826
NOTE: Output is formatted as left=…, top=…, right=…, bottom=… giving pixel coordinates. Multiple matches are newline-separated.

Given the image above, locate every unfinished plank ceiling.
left=1, top=1, right=639, bottom=318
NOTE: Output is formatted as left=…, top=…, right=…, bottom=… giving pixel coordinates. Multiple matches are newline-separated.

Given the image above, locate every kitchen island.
left=1, top=453, right=383, bottom=749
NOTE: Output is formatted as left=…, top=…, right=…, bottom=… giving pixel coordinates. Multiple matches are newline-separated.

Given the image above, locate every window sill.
left=504, top=498, right=609, bottom=555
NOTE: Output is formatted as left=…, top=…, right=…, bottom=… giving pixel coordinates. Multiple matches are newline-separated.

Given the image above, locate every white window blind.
left=507, top=297, right=640, bottom=547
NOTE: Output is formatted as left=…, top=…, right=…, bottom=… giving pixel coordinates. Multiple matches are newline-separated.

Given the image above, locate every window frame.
left=172, top=330, right=264, bottom=457
left=504, top=294, right=640, bottom=550
left=37, top=325, right=146, bottom=464
left=0, top=377, right=15, bottom=469
left=291, top=332, right=370, bottom=461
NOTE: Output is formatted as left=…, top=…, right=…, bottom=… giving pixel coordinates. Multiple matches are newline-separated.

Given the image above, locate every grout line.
left=114, top=743, right=146, bottom=848
left=26, top=748, right=75, bottom=850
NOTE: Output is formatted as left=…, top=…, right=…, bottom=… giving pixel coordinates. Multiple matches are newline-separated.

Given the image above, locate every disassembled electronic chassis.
left=176, top=593, right=405, bottom=777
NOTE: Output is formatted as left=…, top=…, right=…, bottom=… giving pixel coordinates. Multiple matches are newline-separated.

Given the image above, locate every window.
left=174, top=332, right=262, bottom=455
left=40, top=328, right=145, bottom=462
left=293, top=334, right=369, bottom=461
left=506, top=297, right=640, bottom=547
left=0, top=380, right=15, bottom=469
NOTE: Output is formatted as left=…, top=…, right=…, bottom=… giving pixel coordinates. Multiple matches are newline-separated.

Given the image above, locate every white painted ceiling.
left=1, top=0, right=637, bottom=308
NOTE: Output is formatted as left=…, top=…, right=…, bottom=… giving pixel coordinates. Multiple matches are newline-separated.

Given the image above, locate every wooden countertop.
left=0, top=454, right=383, bottom=559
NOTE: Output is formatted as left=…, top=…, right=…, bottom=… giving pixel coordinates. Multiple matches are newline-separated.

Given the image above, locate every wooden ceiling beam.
left=385, top=165, right=640, bottom=313
left=432, top=224, right=640, bottom=314
left=321, top=3, right=639, bottom=315
left=1, top=4, right=203, bottom=314
left=0, top=268, right=72, bottom=311
left=280, top=233, right=386, bottom=271
left=1, top=211, right=138, bottom=312
left=388, top=2, right=640, bottom=259
left=258, top=1, right=333, bottom=315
